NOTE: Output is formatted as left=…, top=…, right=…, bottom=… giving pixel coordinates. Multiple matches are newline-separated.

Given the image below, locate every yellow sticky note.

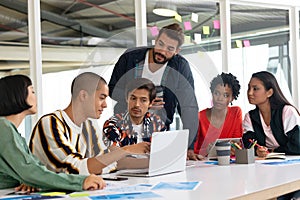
left=69, top=193, right=90, bottom=197
left=236, top=40, right=243, bottom=48
left=174, top=13, right=182, bottom=22
left=41, top=192, right=66, bottom=196
left=184, top=35, right=191, bottom=44
left=202, top=26, right=210, bottom=35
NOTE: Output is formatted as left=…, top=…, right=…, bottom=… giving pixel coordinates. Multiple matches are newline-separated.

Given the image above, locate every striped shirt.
left=29, top=110, right=105, bottom=175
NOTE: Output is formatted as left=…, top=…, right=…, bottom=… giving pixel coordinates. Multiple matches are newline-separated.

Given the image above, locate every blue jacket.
left=109, top=47, right=199, bottom=149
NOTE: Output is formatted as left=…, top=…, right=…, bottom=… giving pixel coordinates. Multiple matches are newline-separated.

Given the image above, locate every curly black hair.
left=210, top=72, right=241, bottom=100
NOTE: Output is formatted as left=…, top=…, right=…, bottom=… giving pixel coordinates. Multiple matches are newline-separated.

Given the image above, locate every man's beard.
left=153, top=51, right=170, bottom=64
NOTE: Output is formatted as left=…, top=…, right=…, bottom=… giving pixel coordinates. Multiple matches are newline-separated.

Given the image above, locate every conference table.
left=102, top=157, right=300, bottom=200
left=1, top=157, right=300, bottom=200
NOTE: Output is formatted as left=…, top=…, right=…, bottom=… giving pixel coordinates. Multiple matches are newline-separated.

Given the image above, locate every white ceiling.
left=0, top=0, right=296, bottom=74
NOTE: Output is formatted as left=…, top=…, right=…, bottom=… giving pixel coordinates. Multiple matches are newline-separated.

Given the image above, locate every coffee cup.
left=215, top=141, right=231, bottom=165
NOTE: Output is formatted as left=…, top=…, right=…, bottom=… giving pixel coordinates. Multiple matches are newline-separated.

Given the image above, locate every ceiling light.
left=153, top=2, right=177, bottom=17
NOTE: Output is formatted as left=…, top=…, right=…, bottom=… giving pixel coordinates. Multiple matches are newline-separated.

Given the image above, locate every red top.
left=194, top=106, right=243, bottom=155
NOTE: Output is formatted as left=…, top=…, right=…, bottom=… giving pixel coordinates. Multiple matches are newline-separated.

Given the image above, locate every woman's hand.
left=15, top=183, right=40, bottom=193
left=256, top=146, right=269, bottom=158
left=83, top=174, right=106, bottom=190
left=187, top=149, right=201, bottom=160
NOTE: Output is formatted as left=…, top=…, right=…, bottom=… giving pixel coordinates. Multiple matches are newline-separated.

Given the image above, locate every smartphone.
left=103, top=177, right=128, bottom=181
left=155, top=86, right=163, bottom=98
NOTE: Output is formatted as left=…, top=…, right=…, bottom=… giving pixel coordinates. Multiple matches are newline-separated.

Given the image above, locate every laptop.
left=117, top=129, right=189, bottom=177
left=207, top=137, right=241, bottom=159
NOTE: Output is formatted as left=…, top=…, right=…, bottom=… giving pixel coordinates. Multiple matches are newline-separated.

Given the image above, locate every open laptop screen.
left=117, top=129, right=189, bottom=177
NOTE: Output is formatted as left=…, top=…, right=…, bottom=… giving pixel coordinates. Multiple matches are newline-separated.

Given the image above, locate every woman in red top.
left=194, top=72, right=243, bottom=156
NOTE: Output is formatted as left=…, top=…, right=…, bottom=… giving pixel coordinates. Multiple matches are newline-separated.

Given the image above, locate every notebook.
left=265, top=152, right=286, bottom=160
left=117, top=129, right=189, bottom=177
left=207, top=137, right=241, bottom=159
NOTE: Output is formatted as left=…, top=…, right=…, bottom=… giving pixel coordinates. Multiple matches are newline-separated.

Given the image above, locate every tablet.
left=207, top=138, right=241, bottom=159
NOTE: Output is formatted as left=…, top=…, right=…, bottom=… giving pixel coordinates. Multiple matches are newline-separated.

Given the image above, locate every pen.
left=233, top=142, right=242, bottom=150
left=240, top=138, right=245, bottom=149
left=248, top=139, right=269, bottom=153
left=250, top=140, right=257, bottom=149
left=231, top=143, right=237, bottom=149
left=230, top=142, right=242, bottom=150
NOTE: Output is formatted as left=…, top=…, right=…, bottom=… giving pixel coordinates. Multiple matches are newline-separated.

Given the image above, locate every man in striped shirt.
left=29, top=72, right=150, bottom=175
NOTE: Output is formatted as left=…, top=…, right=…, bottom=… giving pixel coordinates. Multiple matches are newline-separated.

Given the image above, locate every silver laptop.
left=117, top=129, right=189, bottom=177
left=207, top=137, right=241, bottom=159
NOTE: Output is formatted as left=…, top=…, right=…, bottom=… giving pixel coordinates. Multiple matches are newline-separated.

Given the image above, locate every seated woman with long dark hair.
left=242, top=71, right=300, bottom=200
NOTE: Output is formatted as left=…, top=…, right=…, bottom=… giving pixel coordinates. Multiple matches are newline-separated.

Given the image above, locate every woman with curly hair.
left=194, top=72, right=242, bottom=156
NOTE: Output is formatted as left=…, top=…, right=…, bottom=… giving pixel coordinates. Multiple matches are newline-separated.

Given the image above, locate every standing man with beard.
left=109, top=23, right=199, bottom=160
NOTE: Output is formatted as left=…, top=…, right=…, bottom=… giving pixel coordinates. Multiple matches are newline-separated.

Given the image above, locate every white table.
left=103, top=157, right=300, bottom=200
left=2, top=157, right=300, bottom=200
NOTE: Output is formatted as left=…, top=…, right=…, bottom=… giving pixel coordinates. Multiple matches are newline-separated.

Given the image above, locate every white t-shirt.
left=142, top=50, right=167, bottom=86
left=132, top=123, right=143, bottom=143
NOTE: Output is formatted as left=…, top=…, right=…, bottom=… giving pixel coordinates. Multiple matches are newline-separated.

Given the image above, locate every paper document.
left=89, top=192, right=161, bottom=199
left=265, top=152, right=286, bottom=160
left=151, top=181, right=201, bottom=191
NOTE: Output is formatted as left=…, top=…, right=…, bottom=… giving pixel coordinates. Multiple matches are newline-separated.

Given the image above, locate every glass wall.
left=0, top=2, right=30, bottom=137
left=228, top=4, right=292, bottom=114
left=0, top=2, right=29, bottom=75
left=0, top=0, right=299, bottom=137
